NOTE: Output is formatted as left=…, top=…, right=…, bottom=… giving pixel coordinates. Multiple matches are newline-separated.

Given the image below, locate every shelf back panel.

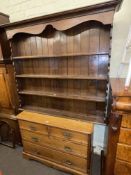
left=11, top=21, right=110, bottom=122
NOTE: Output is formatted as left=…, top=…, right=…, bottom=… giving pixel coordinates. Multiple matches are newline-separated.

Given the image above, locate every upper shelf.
left=12, top=52, right=109, bottom=60
left=16, top=74, right=108, bottom=80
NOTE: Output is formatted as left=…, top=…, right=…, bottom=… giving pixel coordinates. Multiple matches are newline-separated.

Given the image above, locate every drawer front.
left=19, top=120, right=48, bottom=134
left=121, top=114, right=131, bottom=129
left=116, top=143, right=131, bottom=162
left=114, top=159, right=131, bottom=175
left=23, top=141, right=88, bottom=173
left=49, top=127, right=89, bottom=145
left=21, top=130, right=88, bottom=158
left=119, top=128, right=131, bottom=145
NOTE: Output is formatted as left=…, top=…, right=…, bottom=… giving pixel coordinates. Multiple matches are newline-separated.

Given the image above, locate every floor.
left=0, top=145, right=100, bottom=175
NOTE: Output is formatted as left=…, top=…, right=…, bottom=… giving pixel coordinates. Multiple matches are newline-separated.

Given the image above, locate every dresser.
left=1, top=0, right=120, bottom=173
left=105, top=78, right=131, bottom=175
left=115, top=113, right=131, bottom=175
left=18, top=110, right=93, bottom=175
left=2, top=0, right=119, bottom=124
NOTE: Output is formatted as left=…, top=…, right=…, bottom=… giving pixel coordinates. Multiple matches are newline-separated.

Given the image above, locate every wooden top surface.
left=17, top=111, right=94, bottom=134
left=110, top=78, right=131, bottom=97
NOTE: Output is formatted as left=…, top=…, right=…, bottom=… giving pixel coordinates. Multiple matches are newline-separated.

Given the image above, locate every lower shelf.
left=19, top=90, right=105, bottom=102
left=19, top=105, right=105, bottom=124
left=23, top=152, right=89, bottom=175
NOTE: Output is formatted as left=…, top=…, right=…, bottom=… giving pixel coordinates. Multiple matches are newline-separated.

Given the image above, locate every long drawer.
left=19, top=120, right=89, bottom=145
left=121, top=114, right=131, bottom=129
left=21, top=129, right=88, bottom=158
left=119, top=127, right=131, bottom=145
left=116, top=143, right=131, bottom=162
left=114, top=159, right=131, bottom=175
left=23, top=141, right=88, bottom=173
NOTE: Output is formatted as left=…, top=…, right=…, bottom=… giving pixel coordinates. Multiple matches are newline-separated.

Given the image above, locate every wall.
left=110, top=0, right=131, bottom=78
left=0, top=0, right=130, bottom=154
left=0, top=0, right=110, bottom=22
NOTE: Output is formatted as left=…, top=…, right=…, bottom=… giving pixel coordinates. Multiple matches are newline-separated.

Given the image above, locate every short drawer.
left=49, top=127, right=89, bottom=145
left=116, top=143, right=131, bottom=162
left=21, top=129, right=88, bottom=158
left=19, top=120, right=48, bottom=134
left=121, top=114, right=131, bottom=129
left=119, top=128, right=131, bottom=145
left=114, top=159, right=131, bottom=175
left=23, top=141, right=88, bottom=173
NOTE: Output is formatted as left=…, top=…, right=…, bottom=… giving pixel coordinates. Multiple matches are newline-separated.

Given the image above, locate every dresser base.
left=23, top=152, right=89, bottom=175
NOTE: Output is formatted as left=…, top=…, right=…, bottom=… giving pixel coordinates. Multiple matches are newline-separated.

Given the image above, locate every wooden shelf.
left=10, top=12, right=111, bottom=123
left=18, top=90, right=105, bottom=102
left=19, top=105, right=105, bottom=124
left=12, top=52, right=109, bottom=60
left=16, top=74, right=108, bottom=80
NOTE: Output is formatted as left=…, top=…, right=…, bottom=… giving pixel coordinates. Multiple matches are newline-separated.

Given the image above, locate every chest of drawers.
left=17, top=111, right=94, bottom=175
left=105, top=78, right=131, bottom=175
left=114, top=113, right=131, bottom=175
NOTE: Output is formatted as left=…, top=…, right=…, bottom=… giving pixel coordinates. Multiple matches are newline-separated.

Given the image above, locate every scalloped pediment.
left=6, top=10, right=114, bottom=39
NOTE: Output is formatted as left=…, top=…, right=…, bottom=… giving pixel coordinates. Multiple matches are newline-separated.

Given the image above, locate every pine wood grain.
left=17, top=111, right=93, bottom=134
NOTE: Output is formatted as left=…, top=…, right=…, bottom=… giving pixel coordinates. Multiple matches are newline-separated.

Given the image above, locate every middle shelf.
left=18, top=90, right=105, bottom=102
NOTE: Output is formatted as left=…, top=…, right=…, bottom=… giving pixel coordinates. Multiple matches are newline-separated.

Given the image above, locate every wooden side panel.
left=5, top=64, right=19, bottom=111
left=0, top=64, right=19, bottom=114
left=0, top=68, right=11, bottom=108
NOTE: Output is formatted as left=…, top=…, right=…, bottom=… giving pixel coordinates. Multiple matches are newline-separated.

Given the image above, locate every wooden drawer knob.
left=63, top=131, right=72, bottom=139
left=64, top=146, right=72, bottom=152
left=31, top=137, right=39, bottom=142
left=29, top=126, right=37, bottom=131
left=64, top=160, right=72, bottom=166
